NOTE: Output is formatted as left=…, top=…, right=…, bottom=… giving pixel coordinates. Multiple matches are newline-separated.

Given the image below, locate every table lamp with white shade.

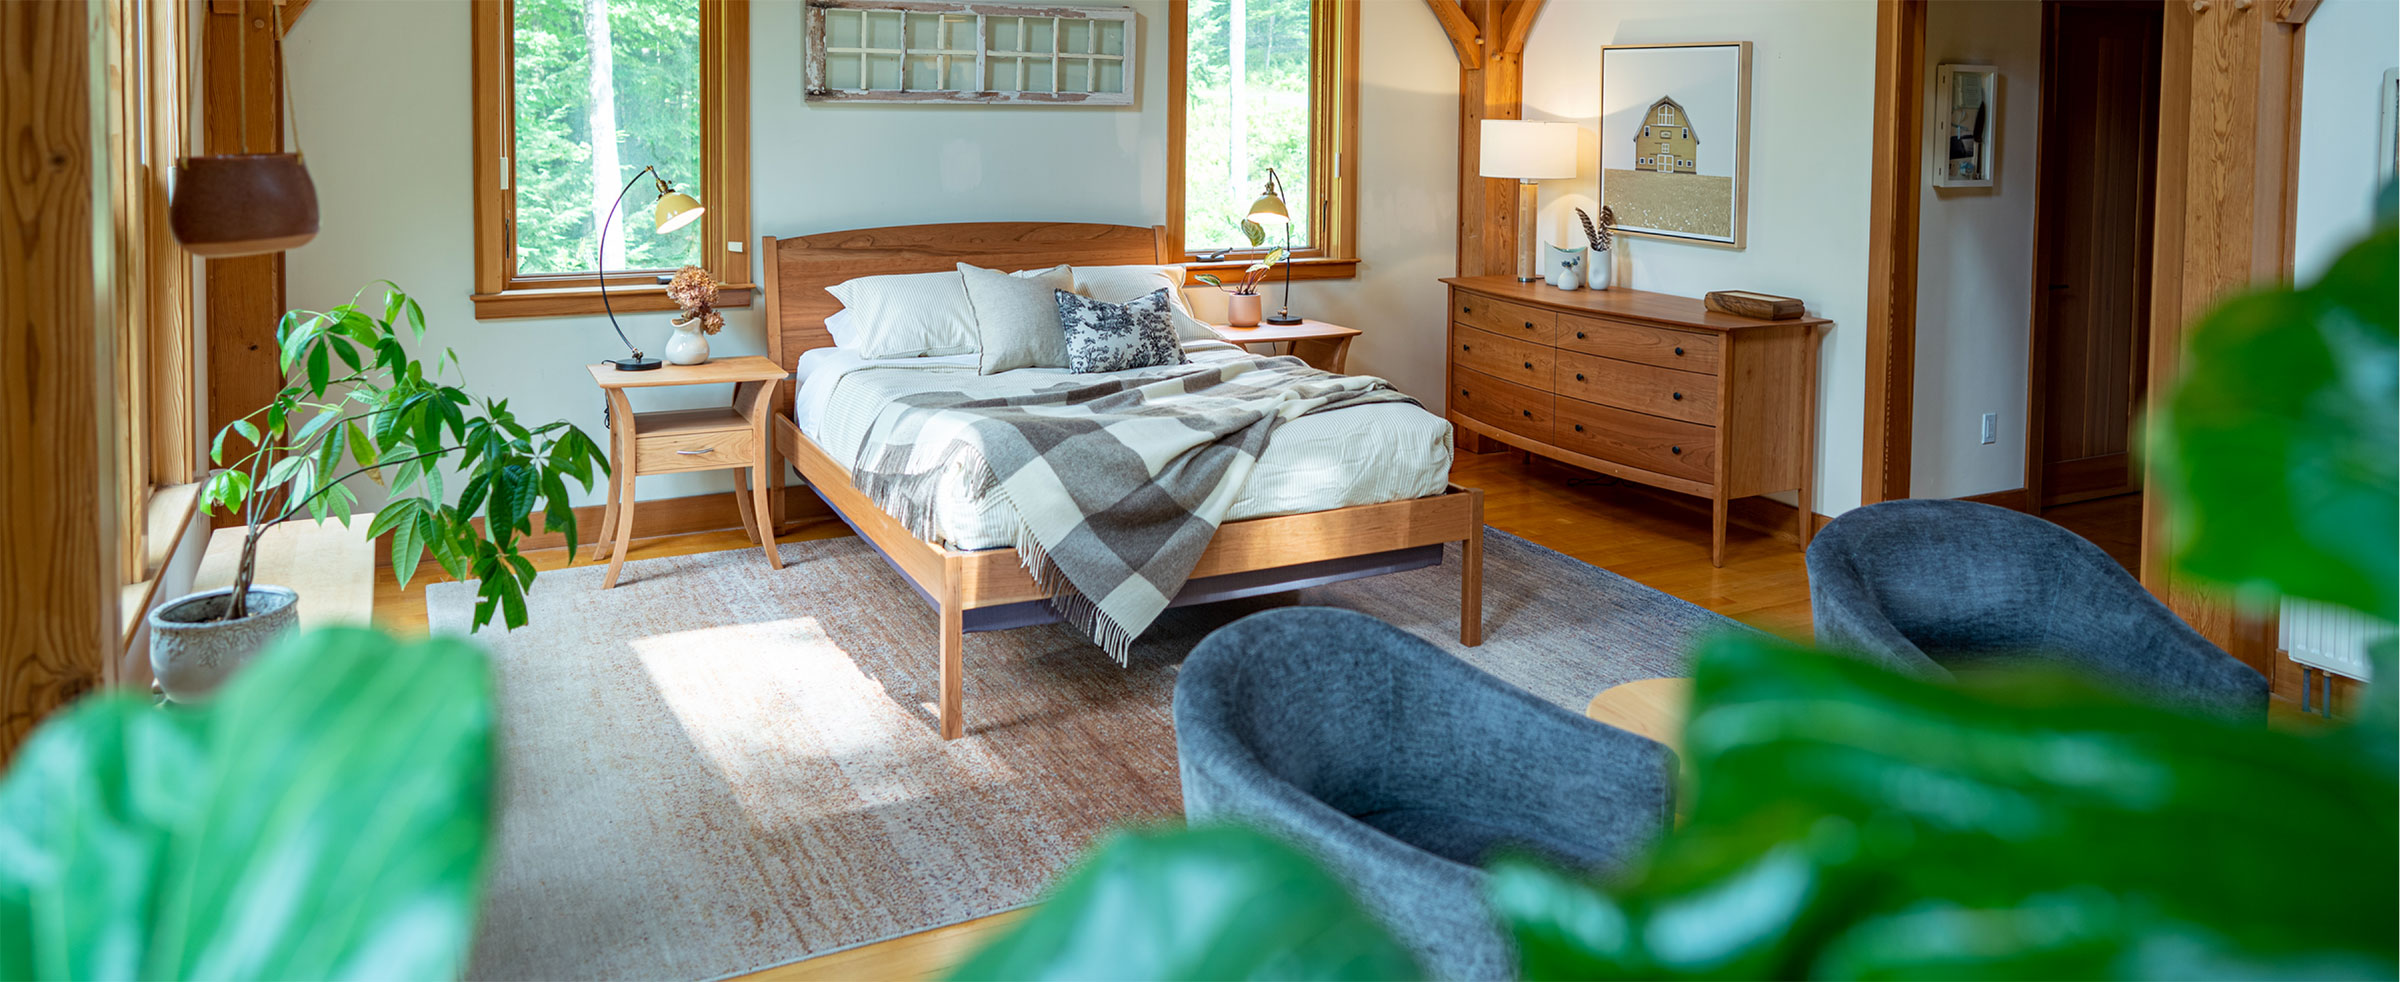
left=1479, top=120, right=1579, bottom=282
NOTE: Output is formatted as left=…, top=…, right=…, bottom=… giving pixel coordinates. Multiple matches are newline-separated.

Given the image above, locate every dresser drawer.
left=1454, top=326, right=1556, bottom=391
left=1554, top=397, right=1716, bottom=484
left=1556, top=350, right=1720, bottom=425
left=1452, top=367, right=1555, bottom=444
left=1558, top=314, right=1721, bottom=374
left=1453, top=293, right=1557, bottom=345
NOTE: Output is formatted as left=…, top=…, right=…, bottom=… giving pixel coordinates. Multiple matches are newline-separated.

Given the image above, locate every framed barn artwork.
left=1598, top=41, right=1752, bottom=248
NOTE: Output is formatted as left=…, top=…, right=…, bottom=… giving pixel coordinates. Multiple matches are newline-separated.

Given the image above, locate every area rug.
left=426, top=529, right=1745, bottom=981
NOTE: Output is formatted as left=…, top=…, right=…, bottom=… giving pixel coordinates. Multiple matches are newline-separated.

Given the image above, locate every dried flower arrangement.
left=1576, top=205, right=1617, bottom=253
left=666, top=265, right=724, bottom=335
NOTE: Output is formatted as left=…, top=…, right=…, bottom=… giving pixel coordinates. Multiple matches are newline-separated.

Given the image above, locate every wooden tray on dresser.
left=1440, top=276, right=1830, bottom=567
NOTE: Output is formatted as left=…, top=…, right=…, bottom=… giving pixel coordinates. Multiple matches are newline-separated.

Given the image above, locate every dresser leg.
left=1710, top=496, right=1729, bottom=568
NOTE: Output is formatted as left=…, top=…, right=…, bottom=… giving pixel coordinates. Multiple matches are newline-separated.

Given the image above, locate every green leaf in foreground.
left=1490, top=632, right=2398, bottom=981
left=0, top=627, right=497, bottom=981
left=953, top=824, right=1422, bottom=982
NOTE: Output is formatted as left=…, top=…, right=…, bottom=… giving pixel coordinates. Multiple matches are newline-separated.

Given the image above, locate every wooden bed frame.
left=759, top=221, right=1484, bottom=739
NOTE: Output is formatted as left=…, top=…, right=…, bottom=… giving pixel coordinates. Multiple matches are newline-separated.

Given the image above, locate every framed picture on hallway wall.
left=1932, top=64, right=1999, bottom=188
left=1598, top=41, right=1751, bottom=248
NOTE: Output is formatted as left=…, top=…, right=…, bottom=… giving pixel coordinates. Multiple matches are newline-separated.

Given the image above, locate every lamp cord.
left=598, top=165, right=657, bottom=359
left=273, top=4, right=302, bottom=160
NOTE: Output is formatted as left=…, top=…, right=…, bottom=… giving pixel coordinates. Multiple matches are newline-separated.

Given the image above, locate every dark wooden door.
left=2030, top=0, right=2161, bottom=507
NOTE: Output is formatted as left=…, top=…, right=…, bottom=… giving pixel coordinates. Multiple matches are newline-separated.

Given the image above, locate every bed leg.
left=1461, top=489, right=1484, bottom=647
left=939, top=568, right=966, bottom=740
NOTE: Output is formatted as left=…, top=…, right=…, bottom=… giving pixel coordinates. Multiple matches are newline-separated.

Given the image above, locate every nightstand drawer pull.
left=676, top=447, right=714, bottom=455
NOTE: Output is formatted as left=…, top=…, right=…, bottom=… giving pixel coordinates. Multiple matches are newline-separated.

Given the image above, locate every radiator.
left=2279, top=598, right=2387, bottom=682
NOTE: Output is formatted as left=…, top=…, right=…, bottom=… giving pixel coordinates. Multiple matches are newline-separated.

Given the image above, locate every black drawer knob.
left=1674, top=346, right=1685, bottom=356
left=1574, top=373, right=1585, bottom=382
left=1573, top=423, right=1584, bottom=432
left=1522, top=361, right=1533, bottom=369
left=1671, top=446, right=1683, bottom=454
left=1576, top=331, right=1586, bottom=339
left=1524, top=321, right=1535, bottom=329
left=1460, top=389, right=1470, bottom=397
left=1463, top=304, right=1473, bottom=313
left=1521, top=409, right=1532, bottom=417
left=1672, top=392, right=1683, bottom=401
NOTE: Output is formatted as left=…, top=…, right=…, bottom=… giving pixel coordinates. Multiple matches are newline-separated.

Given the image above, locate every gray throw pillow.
left=961, top=262, right=1075, bottom=374
left=1057, top=288, right=1189, bottom=374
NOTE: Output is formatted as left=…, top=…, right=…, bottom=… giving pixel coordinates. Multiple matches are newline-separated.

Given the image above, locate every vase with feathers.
left=1576, top=206, right=1617, bottom=290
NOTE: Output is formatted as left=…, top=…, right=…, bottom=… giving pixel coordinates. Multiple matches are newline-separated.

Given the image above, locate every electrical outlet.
left=1980, top=413, right=1998, bottom=445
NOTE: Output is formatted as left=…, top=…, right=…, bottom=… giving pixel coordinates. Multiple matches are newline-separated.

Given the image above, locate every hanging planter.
left=170, top=153, right=318, bottom=257
left=171, top=6, right=318, bottom=257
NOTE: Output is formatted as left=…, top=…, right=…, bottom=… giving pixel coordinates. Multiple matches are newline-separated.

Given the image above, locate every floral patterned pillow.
left=1055, top=288, right=1189, bottom=374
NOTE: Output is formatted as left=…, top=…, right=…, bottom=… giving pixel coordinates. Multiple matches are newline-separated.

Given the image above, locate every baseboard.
left=1957, top=487, right=2033, bottom=512
left=375, top=487, right=834, bottom=567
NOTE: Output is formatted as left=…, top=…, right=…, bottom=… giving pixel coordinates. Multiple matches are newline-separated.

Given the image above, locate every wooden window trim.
left=1165, top=0, right=1359, bottom=275
left=469, top=0, right=755, bottom=320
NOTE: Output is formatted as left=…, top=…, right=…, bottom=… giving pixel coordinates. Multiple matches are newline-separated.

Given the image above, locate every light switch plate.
left=1981, top=413, right=1998, bottom=445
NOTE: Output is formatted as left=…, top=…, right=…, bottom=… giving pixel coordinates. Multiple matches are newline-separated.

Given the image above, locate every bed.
left=760, top=221, right=1485, bottom=739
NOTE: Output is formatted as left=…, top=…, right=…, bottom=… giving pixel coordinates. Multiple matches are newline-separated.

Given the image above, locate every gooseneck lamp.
left=599, top=166, right=706, bottom=371
left=1245, top=168, right=1305, bottom=327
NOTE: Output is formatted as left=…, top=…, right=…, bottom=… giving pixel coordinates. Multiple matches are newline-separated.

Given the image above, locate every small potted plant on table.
left=1196, top=220, right=1290, bottom=328
left=150, top=283, right=609, bottom=701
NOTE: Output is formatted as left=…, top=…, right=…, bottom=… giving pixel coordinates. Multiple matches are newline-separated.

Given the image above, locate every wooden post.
left=201, top=0, right=288, bottom=527
left=1, top=1, right=124, bottom=761
left=1859, top=0, right=1925, bottom=504
left=1429, top=0, right=1545, bottom=278
left=2140, top=0, right=2303, bottom=673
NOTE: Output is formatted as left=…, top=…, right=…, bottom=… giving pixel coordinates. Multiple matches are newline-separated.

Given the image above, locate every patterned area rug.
left=426, top=529, right=1742, bottom=980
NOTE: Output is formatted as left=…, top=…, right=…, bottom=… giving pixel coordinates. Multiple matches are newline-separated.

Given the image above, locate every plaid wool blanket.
left=848, top=353, right=1421, bottom=660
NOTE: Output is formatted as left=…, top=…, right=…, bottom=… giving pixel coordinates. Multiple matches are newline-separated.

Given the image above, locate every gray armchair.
left=1807, top=498, right=2269, bottom=723
left=1174, top=607, right=1675, bottom=981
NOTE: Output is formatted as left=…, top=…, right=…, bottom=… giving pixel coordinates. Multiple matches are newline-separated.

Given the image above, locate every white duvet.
left=794, top=340, right=1454, bottom=550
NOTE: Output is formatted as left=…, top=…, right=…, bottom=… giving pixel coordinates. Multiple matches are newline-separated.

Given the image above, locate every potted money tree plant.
left=1195, top=218, right=1290, bottom=327
left=150, top=283, right=609, bottom=701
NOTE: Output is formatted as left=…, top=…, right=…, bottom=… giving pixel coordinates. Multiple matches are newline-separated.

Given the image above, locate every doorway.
left=2025, top=0, right=2162, bottom=517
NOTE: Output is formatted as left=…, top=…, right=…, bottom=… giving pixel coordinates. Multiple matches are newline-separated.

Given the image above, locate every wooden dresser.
left=1440, top=276, right=1829, bottom=566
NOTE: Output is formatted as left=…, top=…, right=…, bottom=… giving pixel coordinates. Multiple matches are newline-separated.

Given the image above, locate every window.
left=1168, top=0, right=1356, bottom=276
left=98, top=0, right=204, bottom=641
left=471, top=0, right=752, bottom=319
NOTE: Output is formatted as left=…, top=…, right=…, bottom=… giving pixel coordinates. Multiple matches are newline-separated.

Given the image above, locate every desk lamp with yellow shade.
left=599, top=166, right=706, bottom=371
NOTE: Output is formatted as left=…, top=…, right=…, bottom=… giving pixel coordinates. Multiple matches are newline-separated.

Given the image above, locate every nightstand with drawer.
left=1441, top=277, right=1829, bottom=566
left=587, top=356, right=790, bottom=588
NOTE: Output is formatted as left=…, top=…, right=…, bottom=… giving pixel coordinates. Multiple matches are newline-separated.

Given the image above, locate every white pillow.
left=1070, top=264, right=1219, bottom=341
left=960, top=263, right=1075, bottom=374
left=822, top=308, right=861, bottom=349
left=823, top=270, right=979, bottom=358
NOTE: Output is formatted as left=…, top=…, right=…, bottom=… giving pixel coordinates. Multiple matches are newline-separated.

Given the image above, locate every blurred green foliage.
left=512, top=0, right=702, bottom=275
left=1183, top=0, right=1313, bottom=253
left=958, top=203, right=2400, bottom=979
left=0, top=628, right=495, bottom=980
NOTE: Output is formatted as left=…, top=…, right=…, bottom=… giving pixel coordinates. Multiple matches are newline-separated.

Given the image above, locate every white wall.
left=1521, top=0, right=1880, bottom=516
left=2293, top=0, right=2398, bottom=279
left=1909, top=0, right=2041, bottom=500
left=282, top=0, right=1456, bottom=510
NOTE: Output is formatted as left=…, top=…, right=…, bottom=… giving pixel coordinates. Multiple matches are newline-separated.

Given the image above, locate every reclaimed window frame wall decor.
left=804, top=0, right=1136, bottom=105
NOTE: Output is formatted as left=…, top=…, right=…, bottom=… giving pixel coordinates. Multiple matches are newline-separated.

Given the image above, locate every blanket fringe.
left=854, top=441, right=1140, bottom=664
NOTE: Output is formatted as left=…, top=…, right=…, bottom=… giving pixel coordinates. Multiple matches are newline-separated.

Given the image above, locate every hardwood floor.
left=2042, top=492, right=2143, bottom=572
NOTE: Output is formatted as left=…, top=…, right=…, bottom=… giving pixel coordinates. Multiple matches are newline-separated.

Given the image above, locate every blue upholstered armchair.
left=1807, top=498, right=2269, bottom=723
left=1174, top=607, right=1675, bottom=980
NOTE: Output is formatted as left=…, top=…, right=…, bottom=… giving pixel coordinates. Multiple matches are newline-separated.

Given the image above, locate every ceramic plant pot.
left=168, top=154, right=320, bottom=257
left=148, top=585, right=299, bottom=702
left=664, top=322, right=712, bottom=365
left=1227, top=292, right=1264, bottom=327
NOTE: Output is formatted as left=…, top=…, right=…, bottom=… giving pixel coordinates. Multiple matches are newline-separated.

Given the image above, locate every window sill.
left=470, top=283, right=758, bottom=320
left=119, top=481, right=205, bottom=650
left=1179, top=256, right=1358, bottom=285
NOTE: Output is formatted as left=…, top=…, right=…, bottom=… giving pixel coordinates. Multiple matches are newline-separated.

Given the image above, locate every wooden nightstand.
left=587, top=356, right=789, bottom=588
left=1212, top=319, right=1362, bottom=373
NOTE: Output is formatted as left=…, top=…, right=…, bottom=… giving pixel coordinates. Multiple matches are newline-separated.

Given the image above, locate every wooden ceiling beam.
left=1425, top=0, right=1482, bottom=69
left=1496, top=0, right=1544, bottom=57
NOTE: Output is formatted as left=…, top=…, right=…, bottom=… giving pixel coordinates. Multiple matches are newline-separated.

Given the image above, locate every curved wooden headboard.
left=762, top=221, right=1170, bottom=371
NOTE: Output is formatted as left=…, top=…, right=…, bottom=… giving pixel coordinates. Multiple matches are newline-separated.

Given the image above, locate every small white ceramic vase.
left=148, top=584, right=299, bottom=702
left=1547, top=244, right=1586, bottom=289
left=1588, top=250, right=1614, bottom=290
left=664, top=319, right=711, bottom=366
left=1227, top=293, right=1264, bottom=328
